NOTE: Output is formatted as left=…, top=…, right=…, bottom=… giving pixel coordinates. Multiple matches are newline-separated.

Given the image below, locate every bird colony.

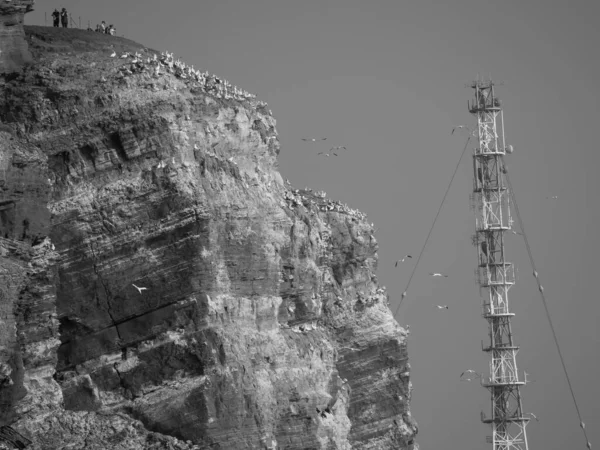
left=281, top=185, right=368, bottom=220
left=110, top=50, right=268, bottom=109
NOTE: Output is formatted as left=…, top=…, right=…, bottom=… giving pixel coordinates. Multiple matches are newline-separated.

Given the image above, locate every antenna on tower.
left=469, top=80, right=531, bottom=449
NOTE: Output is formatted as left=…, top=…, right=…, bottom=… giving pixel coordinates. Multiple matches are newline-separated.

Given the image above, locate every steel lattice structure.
left=469, top=79, right=531, bottom=450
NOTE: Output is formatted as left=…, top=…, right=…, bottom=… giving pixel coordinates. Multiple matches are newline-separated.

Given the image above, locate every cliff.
left=0, top=25, right=418, bottom=450
left=0, top=0, right=35, bottom=74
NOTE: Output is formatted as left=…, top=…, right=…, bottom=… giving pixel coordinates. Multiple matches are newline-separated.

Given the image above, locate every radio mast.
left=469, top=78, right=531, bottom=450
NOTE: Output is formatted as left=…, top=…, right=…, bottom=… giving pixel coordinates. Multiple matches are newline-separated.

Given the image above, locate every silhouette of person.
left=51, top=9, right=60, bottom=27
left=60, top=8, right=68, bottom=28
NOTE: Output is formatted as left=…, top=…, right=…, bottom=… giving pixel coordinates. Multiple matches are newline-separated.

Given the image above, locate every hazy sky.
left=27, top=1, right=600, bottom=449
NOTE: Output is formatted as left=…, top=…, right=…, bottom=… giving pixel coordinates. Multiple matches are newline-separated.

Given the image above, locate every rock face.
left=0, top=26, right=418, bottom=449
left=0, top=0, right=34, bottom=74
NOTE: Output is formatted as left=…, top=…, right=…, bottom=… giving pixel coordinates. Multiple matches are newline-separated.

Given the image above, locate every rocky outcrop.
left=0, top=26, right=418, bottom=449
left=0, top=0, right=34, bottom=74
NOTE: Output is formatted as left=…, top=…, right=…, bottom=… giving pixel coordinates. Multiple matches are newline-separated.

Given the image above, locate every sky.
left=26, top=1, right=600, bottom=449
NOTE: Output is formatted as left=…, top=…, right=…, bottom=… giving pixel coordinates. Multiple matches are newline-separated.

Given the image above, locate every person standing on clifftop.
left=60, top=8, right=68, bottom=28
left=51, top=9, right=60, bottom=27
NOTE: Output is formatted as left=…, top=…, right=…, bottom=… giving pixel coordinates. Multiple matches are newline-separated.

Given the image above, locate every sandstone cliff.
left=0, top=26, right=418, bottom=449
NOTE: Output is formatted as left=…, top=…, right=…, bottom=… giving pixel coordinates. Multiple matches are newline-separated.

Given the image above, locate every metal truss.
left=470, top=79, right=530, bottom=450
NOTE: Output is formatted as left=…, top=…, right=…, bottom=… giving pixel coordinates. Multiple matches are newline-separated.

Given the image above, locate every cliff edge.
left=0, top=26, right=418, bottom=449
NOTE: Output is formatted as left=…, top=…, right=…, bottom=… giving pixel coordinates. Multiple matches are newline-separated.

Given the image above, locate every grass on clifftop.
left=24, top=25, right=158, bottom=59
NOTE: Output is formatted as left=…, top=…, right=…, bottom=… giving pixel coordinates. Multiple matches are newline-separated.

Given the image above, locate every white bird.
left=430, top=272, right=448, bottom=277
left=436, top=305, right=449, bottom=309
left=120, top=53, right=129, bottom=59
left=338, top=346, right=360, bottom=351
left=132, top=283, right=147, bottom=294
left=526, top=412, right=539, bottom=421
left=317, top=152, right=331, bottom=157
left=110, top=51, right=116, bottom=57
left=302, top=138, right=327, bottom=142
left=395, top=255, right=412, bottom=267
left=460, top=369, right=478, bottom=378
left=547, top=196, right=558, bottom=199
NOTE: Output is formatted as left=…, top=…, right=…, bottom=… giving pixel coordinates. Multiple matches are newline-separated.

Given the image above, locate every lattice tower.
left=469, top=78, right=531, bottom=450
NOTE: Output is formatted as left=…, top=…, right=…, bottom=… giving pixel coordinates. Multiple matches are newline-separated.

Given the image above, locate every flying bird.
left=452, top=125, right=468, bottom=135
left=132, top=283, right=147, bottom=294
left=330, top=146, right=347, bottom=151
left=460, top=369, right=478, bottom=378
left=395, top=255, right=412, bottom=267
left=430, top=272, right=448, bottom=277
left=547, top=196, right=558, bottom=199
left=436, top=305, right=449, bottom=309
left=302, top=138, right=327, bottom=142
left=526, top=412, right=539, bottom=422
